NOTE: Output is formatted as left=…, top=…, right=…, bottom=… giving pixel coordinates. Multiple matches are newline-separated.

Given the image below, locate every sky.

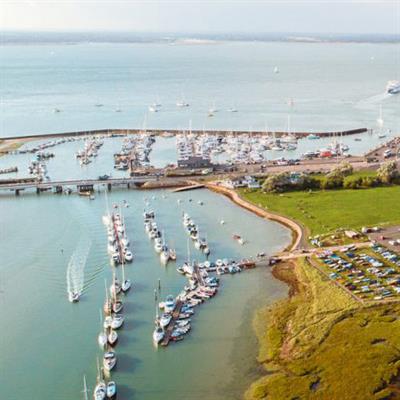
left=1, top=0, right=399, bottom=35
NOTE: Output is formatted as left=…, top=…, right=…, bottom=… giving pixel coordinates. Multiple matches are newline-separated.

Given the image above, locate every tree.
left=262, top=173, right=291, bottom=193
left=377, top=161, right=399, bottom=184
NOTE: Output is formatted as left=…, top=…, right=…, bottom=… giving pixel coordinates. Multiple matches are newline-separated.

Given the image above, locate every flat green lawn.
left=241, top=186, right=400, bottom=236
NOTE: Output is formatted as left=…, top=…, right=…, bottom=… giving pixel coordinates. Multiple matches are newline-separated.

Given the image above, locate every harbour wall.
left=0, top=127, right=369, bottom=142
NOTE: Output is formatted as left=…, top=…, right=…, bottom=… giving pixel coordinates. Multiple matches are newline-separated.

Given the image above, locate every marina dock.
left=160, top=300, right=184, bottom=347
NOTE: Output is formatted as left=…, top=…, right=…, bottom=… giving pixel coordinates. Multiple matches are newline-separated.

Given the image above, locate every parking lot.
left=368, top=225, right=400, bottom=253
left=317, top=243, right=400, bottom=302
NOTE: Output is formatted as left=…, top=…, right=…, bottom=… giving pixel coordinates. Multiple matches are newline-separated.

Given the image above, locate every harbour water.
left=0, top=37, right=398, bottom=399
left=0, top=188, right=291, bottom=399
left=1, top=41, right=399, bottom=139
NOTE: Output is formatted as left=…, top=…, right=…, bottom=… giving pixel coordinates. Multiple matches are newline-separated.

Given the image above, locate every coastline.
left=205, top=182, right=307, bottom=252
left=208, top=184, right=400, bottom=399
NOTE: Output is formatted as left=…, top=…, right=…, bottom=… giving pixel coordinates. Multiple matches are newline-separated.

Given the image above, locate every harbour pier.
left=0, top=127, right=369, bottom=145
left=160, top=300, right=184, bottom=347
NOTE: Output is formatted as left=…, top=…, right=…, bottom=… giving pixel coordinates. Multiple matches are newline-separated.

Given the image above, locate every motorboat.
left=233, top=234, right=245, bottom=245
left=110, top=314, right=124, bottom=330
left=169, top=248, right=177, bottom=261
left=163, top=295, right=176, bottom=313
left=68, top=291, right=80, bottom=303
left=112, top=300, right=123, bottom=314
left=106, top=381, right=117, bottom=399
left=108, top=329, right=118, bottom=346
left=386, top=80, right=400, bottom=95
left=153, top=326, right=165, bottom=344
left=154, top=242, right=163, bottom=253
left=103, top=351, right=117, bottom=372
left=160, top=249, right=170, bottom=264
left=124, top=250, right=133, bottom=263
left=93, top=381, right=107, bottom=400
left=159, top=313, right=172, bottom=328
left=121, top=278, right=131, bottom=292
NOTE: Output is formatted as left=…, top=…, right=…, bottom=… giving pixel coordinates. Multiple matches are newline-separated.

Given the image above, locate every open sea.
left=0, top=38, right=399, bottom=399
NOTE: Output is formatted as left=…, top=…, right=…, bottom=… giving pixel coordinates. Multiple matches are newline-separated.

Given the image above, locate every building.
left=177, top=156, right=213, bottom=169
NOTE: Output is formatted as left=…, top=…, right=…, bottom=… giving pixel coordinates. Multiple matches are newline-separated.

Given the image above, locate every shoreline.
left=205, top=183, right=306, bottom=252
left=222, top=188, right=400, bottom=399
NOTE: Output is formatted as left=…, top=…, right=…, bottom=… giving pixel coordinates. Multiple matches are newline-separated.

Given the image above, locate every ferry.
left=386, top=80, right=400, bottom=95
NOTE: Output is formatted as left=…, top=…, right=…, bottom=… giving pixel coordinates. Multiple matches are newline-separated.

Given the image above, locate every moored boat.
left=103, top=351, right=117, bottom=372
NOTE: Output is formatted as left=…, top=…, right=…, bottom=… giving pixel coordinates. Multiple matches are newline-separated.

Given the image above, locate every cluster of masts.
left=147, top=98, right=238, bottom=117
left=13, top=136, right=80, bottom=155
left=176, top=131, right=299, bottom=165
left=182, top=212, right=210, bottom=256
left=88, top=206, right=134, bottom=399
left=114, top=133, right=155, bottom=170
left=28, top=160, right=49, bottom=182
left=144, top=211, right=177, bottom=265
left=76, top=138, right=104, bottom=166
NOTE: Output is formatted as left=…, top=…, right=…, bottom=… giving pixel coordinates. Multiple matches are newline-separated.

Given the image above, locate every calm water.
left=1, top=42, right=399, bottom=138
left=0, top=40, right=398, bottom=399
left=0, top=188, right=291, bottom=399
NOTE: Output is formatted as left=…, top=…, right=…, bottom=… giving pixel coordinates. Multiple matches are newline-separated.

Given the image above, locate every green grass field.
left=246, top=258, right=400, bottom=400
left=241, top=186, right=400, bottom=236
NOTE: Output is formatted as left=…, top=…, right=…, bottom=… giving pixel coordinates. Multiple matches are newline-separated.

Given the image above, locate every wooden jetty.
left=171, top=184, right=205, bottom=193
left=160, top=300, right=183, bottom=347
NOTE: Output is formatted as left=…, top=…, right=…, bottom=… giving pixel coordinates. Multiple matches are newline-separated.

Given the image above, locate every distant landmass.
left=1, top=31, right=399, bottom=45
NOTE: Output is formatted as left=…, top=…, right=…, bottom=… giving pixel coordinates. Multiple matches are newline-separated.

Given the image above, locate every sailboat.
left=176, top=94, right=189, bottom=107
left=108, top=329, right=118, bottom=346
left=98, top=309, right=108, bottom=349
left=103, top=279, right=112, bottom=315
left=208, top=101, right=218, bottom=114
left=109, top=268, right=121, bottom=297
left=153, top=305, right=165, bottom=345
left=93, top=358, right=106, bottom=400
left=160, top=230, right=170, bottom=265
left=121, top=260, right=131, bottom=292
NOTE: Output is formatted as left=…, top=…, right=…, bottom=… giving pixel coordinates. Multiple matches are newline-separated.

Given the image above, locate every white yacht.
left=163, top=295, right=176, bottom=313
left=386, top=80, right=400, bottom=94
left=68, top=291, right=80, bottom=303
left=93, top=381, right=106, bottom=400
left=153, top=326, right=165, bottom=344
left=107, top=330, right=117, bottom=347
left=106, top=381, right=117, bottom=399
left=103, top=351, right=117, bottom=372
left=148, top=105, right=159, bottom=112
left=111, top=314, right=124, bottom=329
left=159, top=313, right=172, bottom=328
left=124, top=250, right=133, bottom=263
left=176, top=96, right=189, bottom=107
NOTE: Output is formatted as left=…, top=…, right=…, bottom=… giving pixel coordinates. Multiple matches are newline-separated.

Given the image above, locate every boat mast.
left=104, top=278, right=109, bottom=303
left=83, top=375, right=88, bottom=400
